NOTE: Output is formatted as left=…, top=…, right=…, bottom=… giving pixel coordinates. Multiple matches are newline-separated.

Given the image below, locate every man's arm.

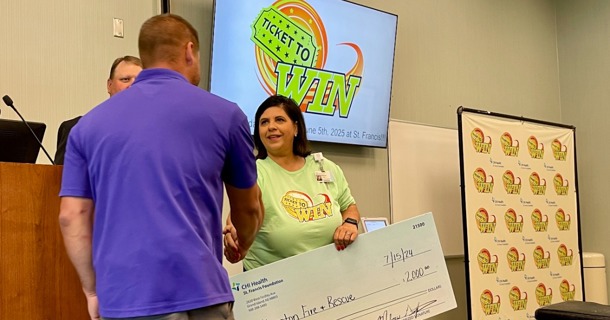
left=58, top=196, right=96, bottom=294
left=225, top=183, right=264, bottom=261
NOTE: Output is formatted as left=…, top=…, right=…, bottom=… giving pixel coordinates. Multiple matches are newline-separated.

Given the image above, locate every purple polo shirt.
left=60, top=68, right=256, bottom=318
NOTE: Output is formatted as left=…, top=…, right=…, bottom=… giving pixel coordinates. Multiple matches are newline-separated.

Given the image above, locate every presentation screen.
left=210, top=0, right=397, bottom=147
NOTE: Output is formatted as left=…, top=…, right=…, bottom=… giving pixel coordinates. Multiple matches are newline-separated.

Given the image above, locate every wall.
left=0, top=0, right=159, bottom=164
left=556, top=0, right=610, bottom=298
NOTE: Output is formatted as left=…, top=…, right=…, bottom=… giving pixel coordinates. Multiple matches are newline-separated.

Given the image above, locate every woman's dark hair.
left=253, top=95, right=311, bottom=159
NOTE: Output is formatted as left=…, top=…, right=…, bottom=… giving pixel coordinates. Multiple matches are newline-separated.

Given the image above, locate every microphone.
left=2, top=95, right=55, bottom=165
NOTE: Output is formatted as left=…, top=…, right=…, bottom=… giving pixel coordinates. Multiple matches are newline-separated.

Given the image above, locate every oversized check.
left=229, top=212, right=457, bottom=320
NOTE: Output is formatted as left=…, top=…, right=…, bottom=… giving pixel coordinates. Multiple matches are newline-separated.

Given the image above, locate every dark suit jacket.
left=54, top=116, right=82, bottom=165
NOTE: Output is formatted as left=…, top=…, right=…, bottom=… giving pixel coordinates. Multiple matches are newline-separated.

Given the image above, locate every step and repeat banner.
left=458, top=108, right=582, bottom=320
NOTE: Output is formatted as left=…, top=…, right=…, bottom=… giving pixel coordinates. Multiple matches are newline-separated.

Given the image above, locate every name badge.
left=315, top=170, right=333, bottom=183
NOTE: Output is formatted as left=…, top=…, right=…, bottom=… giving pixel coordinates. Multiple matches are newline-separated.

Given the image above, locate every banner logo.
left=529, top=172, right=546, bottom=195
left=535, top=283, right=553, bottom=306
left=478, top=248, right=498, bottom=274
left=557, top=244, right=574, bottom=267
left=531, top=209, right=548, bottom=232
left=527, top=136, right=544, bottom=159
left=252, top=1, right=363, bottom=115
left=475, top=208, right=496, bottom=233
left=502, top=170, right=521, bottom=194
left=553, top=173, right=569, bottom=195
left=281, top=191, right=333, bottom=222
left=471, top=128, right=492, bottom=153
left=507, top=247, right=526, bottom=271
left=533, top=246, right=551, bottom=269
left=559, top=279, right=576, bottom=301
left=508, top=286, right=528, bottom=311
left=555, top=208, right=571, bottom=231
left=552, top=139, right=568, bottom=161
left=500, top=132, right=519, bottom=156
left=480, top=289, right=501, bottom=315
left=231, top=282, right=241, bottom=291
left=504, top=208, right=523, bottom=233
left=473, top=168, right=494, bottom=193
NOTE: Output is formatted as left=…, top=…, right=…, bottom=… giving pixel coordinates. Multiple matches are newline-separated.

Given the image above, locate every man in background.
left=54, top=55, right=142, bottom=164
left=58, top=14, right=262, bottom=320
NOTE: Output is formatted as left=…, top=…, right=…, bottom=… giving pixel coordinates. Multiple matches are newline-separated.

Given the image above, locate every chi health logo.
left=231, top=282, right=240, bottom=291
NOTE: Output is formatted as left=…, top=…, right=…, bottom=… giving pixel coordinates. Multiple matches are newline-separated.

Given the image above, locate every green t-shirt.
left=243, top=155, right=355, bottom=270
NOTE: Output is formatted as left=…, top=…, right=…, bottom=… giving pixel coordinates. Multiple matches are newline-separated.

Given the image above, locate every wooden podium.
left=0, top=162, right=88, bottom=319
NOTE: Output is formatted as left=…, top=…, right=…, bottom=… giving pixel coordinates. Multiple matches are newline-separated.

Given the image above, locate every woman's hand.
left=333, top=223, right=358, bottom=251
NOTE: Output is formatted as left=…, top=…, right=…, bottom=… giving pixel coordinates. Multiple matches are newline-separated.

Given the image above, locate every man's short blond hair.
left=138, top=14, right=199, bottom=68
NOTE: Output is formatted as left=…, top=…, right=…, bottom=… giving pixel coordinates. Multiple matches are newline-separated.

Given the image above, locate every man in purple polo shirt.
left=59, top=14, right=263, bottom=320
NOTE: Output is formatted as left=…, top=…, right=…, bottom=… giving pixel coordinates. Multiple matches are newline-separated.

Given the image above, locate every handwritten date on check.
left=229, top=212, right=457, bottom=319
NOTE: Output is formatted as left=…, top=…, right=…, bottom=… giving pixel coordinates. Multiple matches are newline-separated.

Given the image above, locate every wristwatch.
left=343, top=217, right=359, bottom=227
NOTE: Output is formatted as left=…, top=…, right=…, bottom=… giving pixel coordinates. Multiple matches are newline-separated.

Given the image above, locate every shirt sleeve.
left=221, top=108, right=257, bottom=189
left=332, top=161, right=356, bottom=211
left=59, top=123, right=93, bottom=198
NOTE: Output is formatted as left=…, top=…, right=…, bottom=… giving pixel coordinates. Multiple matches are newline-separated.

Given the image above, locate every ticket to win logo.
left=504, top=208, right=523, bottom=233
left=535, top=283, right=553, bottom=306
left=478, top=248, right=498, bottom=274
left=529, top=172, right=547, bottom=195
left=531, top=208, right=548, bottom=232
left=500, top=132, right=519, bottom=156
left=509, top=286, right=528, bottom=311
left=557, top=244, right=574, bottom=267
left=480, top=289, right=501, bottom=315
left=555, top=208, right=571, bottom=231
left=251, top=1, right=363, bottom=116
left=533, top=245, right=551, bottom=269
left=552, top=139, right=568, bottom=161
left=473, top=168, right=494, bottom=193
left=475, top=208, right=496, bottom=233
left=502, top=170, right=522, bottom=195
left=527, top=136, right=545, bottom=159
left=553, top=173, right=569, bottom=195
left=560, top=279, right=576, bottom=301
left=471, top=128, right=492, bottom=153
left=507, top=247, right=526, bottom=272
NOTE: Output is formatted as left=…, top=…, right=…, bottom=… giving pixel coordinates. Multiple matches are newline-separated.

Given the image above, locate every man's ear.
left=185, top=41, right=196, bottom=66
left=107, top=79, right=112, bottom=95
